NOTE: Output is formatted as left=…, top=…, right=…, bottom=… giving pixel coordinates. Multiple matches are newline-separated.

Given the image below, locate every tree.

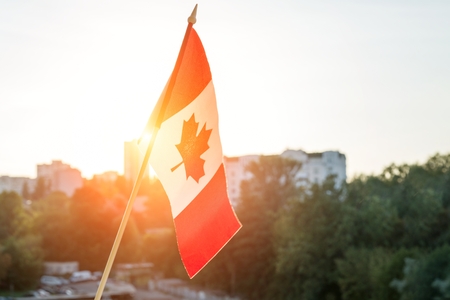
left=114, top=175, right=132, bottom=197
left=0, top=246, right=12, bottom=287
left=21, top=182, right=31, bottom=200
left=69, top=186, right=119, bottom=271
left=274, top=176, right=347, bottom=300
left=32, top=192, right=74, bottom=262
left=336, top=247, right=391, bottom=300
left=399, top=246, right=450, bottom=300
left=138, top=178, right=172, bottom=229
left=0, top=192, right=42, bottom=290
left=224, top=156, right=301, bottom=299
left=376, top=248, right=422, bottom=300
left=2, top=236, right=43, bottom=290
left=32, top=177, right=50, bottom=200
left=442, top=174, right=450, bottom=209
left=141, top=228, right=185, bottom=278
left=0, top=192, right=31, bottom=240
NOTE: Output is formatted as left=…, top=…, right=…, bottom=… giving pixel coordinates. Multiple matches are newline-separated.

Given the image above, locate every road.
left=133, top=289, right=182, bottom=300
left=70, top=281, right=183, bottom=300
left=40, top=281, right=184, bottom=300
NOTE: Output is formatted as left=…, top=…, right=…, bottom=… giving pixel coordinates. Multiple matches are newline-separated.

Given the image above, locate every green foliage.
left=32, top=177, right=50, bottom=200
left=0, top=176, right=176, bottom=292
left=141, top=229, right=186, bottom=278
left=194, top=152, right=450, bottom=299
left=2, top=236, right=43, bottom=290
left=191, top=156, right=302, bottom=299
left=0, top=192, right=32, bottom=240
left=394, top=180, right=442, bottom=247
left=441, top=174, right=450, bottom=209
left=337, top=247, right=391, bottom=300
left=380, top=164, right=410, bottom=185
left=116, top=216, right=143, bottom=264
left=69, top=186, right=119, bottom=270
left=0, top=192, right=43, bottom=290
left=3, top=152, right=450, bottom=297
left=32, top=192, right=74, bottom=261
left=399, top=246, right=450, bottom=300
left=21, top=182, right=31, bottom=200
left=232, top=156, right=302, bottom=299
left=424, top=153, right=450, bottom=175
left=274, top=176, right=347, bottom=300
left=31, top=177, right=174, bottom=274
left=344, top=194, right=399, bottom=248
left=376, top=248, right=422, bottom=300
left=0, top=246, right=12, bottom=283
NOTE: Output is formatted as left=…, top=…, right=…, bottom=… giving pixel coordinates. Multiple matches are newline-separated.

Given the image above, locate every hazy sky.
left=1, top=0, right=450, bottom=179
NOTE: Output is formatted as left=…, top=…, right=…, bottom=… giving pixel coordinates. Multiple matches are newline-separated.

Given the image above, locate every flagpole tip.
left=188, top=4, right=198, bottom=24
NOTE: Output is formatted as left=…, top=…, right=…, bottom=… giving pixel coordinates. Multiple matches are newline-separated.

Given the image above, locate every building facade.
left=0, top=176, right=36, bottom=196
left=223, top=155, right=259, bottom=205
left=224, top=149, right=346, bottom=206
left=281, top=149, right=347, bottom=187
left=37, top=160, right=83, bottom=197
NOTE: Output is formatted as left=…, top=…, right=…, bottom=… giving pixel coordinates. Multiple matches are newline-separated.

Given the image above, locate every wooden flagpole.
left=94, top=5, right=198, bottom=300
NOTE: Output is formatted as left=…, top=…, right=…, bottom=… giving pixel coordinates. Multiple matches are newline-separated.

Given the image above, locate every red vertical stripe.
left=174, top=164, right=242, bottom=278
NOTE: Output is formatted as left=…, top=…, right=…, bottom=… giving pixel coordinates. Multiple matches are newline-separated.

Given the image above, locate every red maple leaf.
left=171, top=114, right=212, bottom=182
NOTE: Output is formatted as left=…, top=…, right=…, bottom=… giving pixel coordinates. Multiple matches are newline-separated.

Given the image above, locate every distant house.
left=0, top=161, right=83, bottom=198
left=37, top=160, right=83, bottom=197
left=281, top=149, right=346, bottom=187
left=223, top=155, right=259, bottom=206
left=0, top=176, right=36, bottom=196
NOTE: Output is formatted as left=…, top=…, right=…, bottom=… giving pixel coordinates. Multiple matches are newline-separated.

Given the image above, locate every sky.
left=1, top=0, right=450, bottom=180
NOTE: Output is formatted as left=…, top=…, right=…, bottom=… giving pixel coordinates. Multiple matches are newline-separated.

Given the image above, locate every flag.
left=139, top=25, right=242, bottom=278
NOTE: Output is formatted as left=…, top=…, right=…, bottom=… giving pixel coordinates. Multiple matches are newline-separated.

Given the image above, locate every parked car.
left=70, top=270, right=94, bottom=282
left=40, top=275, right=66, bottom=286
left=31, top=289, right=51, bottom=297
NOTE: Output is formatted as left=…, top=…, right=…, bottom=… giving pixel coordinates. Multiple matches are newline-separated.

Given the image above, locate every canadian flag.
left=139, top=26, right=242, bottom=277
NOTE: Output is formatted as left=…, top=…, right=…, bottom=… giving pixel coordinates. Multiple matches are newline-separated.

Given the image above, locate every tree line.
left=0, top=175, right=182, bottom=292
left=192, top=153, right=450, bottom=300
left=2, top=153, right=450, bottom=299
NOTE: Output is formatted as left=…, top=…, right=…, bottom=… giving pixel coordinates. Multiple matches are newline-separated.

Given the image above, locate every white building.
left=37, top=160, right=83, bottom=197
left=0, top=176, right=36, bottom=196
left=223, top=155, right=259, bottom=205
left=224, top=150, right=346, bottom=206
left=281, top=150, right=347, bottom=187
